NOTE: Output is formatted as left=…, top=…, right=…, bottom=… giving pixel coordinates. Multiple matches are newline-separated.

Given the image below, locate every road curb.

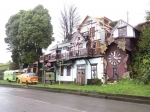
left=0, top=84, right=150, bottom=105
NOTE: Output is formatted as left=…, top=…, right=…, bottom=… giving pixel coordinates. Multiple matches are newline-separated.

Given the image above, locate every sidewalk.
left=0, top=84, right=150, bottom=105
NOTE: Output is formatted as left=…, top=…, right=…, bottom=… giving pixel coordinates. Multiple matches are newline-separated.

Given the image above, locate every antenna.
left=127, top=11, right=129, bottom=23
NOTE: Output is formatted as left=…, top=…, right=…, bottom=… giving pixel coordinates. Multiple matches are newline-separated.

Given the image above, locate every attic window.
left=118, top=26, right=127, bottom=37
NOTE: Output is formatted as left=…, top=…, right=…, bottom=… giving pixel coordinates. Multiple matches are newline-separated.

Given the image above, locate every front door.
left=113, top=67, right=119, bottom=80
left=76, top=65, right=86, bottom=85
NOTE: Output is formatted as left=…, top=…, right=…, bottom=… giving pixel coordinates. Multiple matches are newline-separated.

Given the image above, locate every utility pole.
left=127, top=11, right=129, bottom=23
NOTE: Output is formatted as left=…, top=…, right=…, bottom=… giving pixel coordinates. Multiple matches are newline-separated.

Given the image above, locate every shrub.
left=87, top=78, right=102, bottom=86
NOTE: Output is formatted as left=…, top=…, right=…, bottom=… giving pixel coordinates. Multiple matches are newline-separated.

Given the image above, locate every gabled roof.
left=70, top=32, right=85, bottom=43
left=77, top=15, right=90, bottom=31
left=78, top=15, right=112, bottom=31
left=111, top=19, right=140, bottom=34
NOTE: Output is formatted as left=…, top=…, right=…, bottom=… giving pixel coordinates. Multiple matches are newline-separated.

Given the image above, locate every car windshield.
left=28, top=73, right=36, bottom=77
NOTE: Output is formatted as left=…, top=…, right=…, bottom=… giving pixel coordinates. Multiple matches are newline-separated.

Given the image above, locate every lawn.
left=0, top=79, right=150, bottom=97
left=0, top=63, right=10, bottom=71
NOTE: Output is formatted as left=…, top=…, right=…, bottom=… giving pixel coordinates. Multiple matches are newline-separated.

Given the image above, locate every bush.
left=87, top=78, right=102, bottom=86
left=141, top=73, right=150, bottom=84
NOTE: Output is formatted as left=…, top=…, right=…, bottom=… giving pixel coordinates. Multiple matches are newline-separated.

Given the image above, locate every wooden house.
left=39, top=16, right=140, bottom=84
left=39, top=15, right=113, bottom=84
left=104, top=19, right=140, bottom=80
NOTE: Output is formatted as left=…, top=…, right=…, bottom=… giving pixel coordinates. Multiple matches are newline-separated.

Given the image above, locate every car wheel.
left=7, top=78, right=10, bottom=82
left=17, top=79, right=20, bottom=83
left=26, top=81, right=28, bottom=85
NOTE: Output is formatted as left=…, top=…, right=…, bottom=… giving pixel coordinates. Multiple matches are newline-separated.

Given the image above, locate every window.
left=91, top=64, right=97, bottom=79
left=82, top=31, right=89, bottom=40
left=82, top=31, right=89, bottom=37
left=77, top=65, right=85, bottom=70
left=118, top=26, right=127, bottom=36
left=29, top=73, right=36, bottom=77
left=79, top=43, right=83, bottom=48
left=63, top=47, right=66, bottom=50
left=67, top=66, right=71, bottom=76
left=90, top=27, right=95, bottom=37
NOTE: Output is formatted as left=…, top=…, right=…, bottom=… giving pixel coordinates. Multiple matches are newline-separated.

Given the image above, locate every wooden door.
left=76, top=70, right=81, bottom=85
left=76, top=65, right=86, bottom=85
left=113, top=67, right=119, bottom=80
left=81, top=70, right=85, bottom=85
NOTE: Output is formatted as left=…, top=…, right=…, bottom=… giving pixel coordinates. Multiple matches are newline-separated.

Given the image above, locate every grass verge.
left=0, top=79, right=150, bottom=97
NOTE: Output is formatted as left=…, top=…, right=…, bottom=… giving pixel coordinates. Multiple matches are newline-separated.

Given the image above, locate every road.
left=0, top=86, right=150, bottom=112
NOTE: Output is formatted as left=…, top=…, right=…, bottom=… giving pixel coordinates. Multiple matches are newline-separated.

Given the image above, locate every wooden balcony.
left=39, top=48, right=101, bottom=62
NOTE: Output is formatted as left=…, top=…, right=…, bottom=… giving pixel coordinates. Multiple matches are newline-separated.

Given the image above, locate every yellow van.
left=18, top=73, right=38, bottom=84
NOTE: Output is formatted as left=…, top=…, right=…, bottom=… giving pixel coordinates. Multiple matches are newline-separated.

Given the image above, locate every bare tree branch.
left=59, top=4, right=81, bottom=41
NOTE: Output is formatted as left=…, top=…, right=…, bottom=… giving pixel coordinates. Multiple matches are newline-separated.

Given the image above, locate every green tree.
left=131, top=24, right=150, bottom=84
left=109, top=21, right=118, bottom=27
left=4, top=5, right=54, bottom=66
left=145, top=11, right=150, bottom=21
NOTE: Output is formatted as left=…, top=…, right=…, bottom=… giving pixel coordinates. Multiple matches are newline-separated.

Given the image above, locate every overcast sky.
left=0, top=0, right=149, bottom=63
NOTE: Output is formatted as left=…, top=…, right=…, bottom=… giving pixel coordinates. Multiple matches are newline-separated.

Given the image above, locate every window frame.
left=118, top=26, right=127, bottom=37
left=91, top=64, right=98, bottom=79
left=67, top=66, right=71, bottom=76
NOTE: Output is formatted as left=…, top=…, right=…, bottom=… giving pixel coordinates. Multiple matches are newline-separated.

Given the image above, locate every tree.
left=130, top=24, right=150, bottom=84
left=109, top=21, right=118, bottom=27
left=4, top=5, right=54, bottom=67
left=145, top=11, right=150, bottom=21
left=59, top=4, right=80, bottom=41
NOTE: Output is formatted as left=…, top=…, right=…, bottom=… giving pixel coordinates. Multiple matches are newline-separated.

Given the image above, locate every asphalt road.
left=0, top=87, right=150, bottom=112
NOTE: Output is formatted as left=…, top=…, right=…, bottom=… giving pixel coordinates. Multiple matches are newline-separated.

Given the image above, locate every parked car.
left=3, top=70, right=17, bottom=82
left=17, top=73, right=38, bottom=84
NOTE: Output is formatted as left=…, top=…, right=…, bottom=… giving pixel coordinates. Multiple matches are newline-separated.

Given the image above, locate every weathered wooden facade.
left=104, top=19, right=140, bottom=80
left=39, top=17, right=140, bottom=84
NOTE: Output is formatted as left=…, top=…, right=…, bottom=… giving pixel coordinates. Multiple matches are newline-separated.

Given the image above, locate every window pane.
left=118, top=27, right=127, bottom=36
left=91, top=64, right=97, bottom=79
left=67, top=66, right=71, bottom=76
left=92, top=71, right=97, bottom=78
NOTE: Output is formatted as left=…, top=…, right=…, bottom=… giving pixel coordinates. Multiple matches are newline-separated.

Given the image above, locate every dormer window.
left=118, top=26, right=127, bottom=37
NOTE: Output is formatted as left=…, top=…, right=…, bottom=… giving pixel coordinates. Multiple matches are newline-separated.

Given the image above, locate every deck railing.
left=39, top=48, right=101, bottom=62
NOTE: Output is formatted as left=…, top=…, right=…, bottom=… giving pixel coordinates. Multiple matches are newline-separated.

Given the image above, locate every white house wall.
left=88, top=57, right=104, bottom=81
left=127, top=26, right=135, bottom=37
left=113, top=20, right=135, bottom=38
left=55, top=57, right=104, bottom=84
left=55, top=65, right=77, bottom=82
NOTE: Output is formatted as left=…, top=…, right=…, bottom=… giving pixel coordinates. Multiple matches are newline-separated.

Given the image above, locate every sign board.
left=45, top=72, right=55, bottom=80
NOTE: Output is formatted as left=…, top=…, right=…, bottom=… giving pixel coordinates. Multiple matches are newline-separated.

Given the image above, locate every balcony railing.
left=39, top=48, right=101, bottom=62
